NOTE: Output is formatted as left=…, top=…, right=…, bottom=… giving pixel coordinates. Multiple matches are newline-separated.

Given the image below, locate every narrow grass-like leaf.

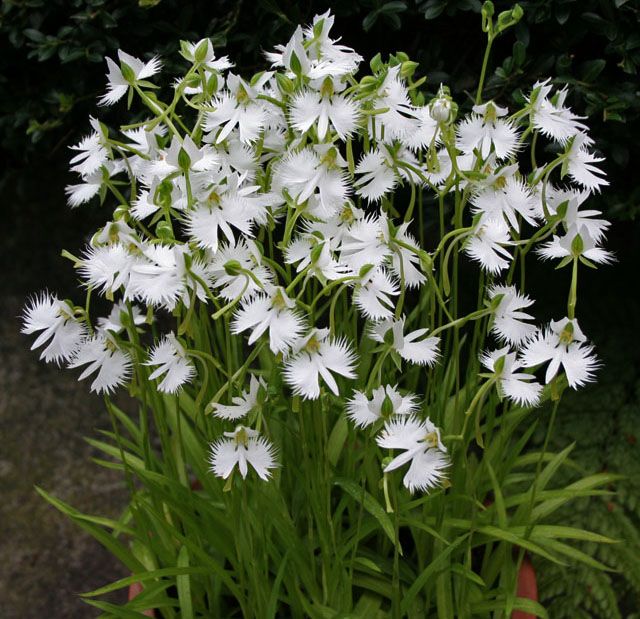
left=36, top=486, right=144, bottom=572
left=400, top=533, right=470, bottom=614
left=334, top=477, right=402, bottom=554
left=176, top=546, right=194, bottom=619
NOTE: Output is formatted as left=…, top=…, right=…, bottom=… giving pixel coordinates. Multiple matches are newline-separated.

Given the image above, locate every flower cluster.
left=23, top=11, right=610, bottom=493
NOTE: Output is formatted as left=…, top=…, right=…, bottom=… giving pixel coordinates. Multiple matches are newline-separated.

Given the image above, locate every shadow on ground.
left=0, top=295, right=128, bottom=618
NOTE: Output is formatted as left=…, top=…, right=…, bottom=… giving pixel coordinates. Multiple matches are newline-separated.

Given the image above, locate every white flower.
left=289, top=83, right=360, bottom=139
left=268, top=12, right=362, bottom=79
left=370, top=317, right=440, bottom=366
left=339, top=214, right=391, bottom=272
left=145, top=333, right=196, bottom=393
left=272, top=145, right=349, bottom=218
left=68, top=333, right=132, bottom=394
left=537, top=224, right=613, bottom=265
left=129, top=245, right=210, bottom=310
left=402, top=105, right=439, bottom=151
left=488, top=285, right=537, bottom=346
left=203, top=73, right=271, bottom=144
left=471, top=164, right=538, bottom=230
left=209, top=426, right=277, bottom=481
left=464, top=218, right=513, bottom=274
left=366, top=66, right=416, bottom=143
left=208, top=239, right=273, bottom=301
left=302, top=11, right=362, bottom=77
left=181, top=38, right=233, bottom=73
left=99, top=50, right=161, bottom=106
left=354, top=149, right=398, bottom=203
left=21, top=293, right=86, bottom=365
left=543, top=187, right=610, bottom=242
left=456, top=102, right=520, bottom=160
left=480, top=347, right=542, bottom=406
left=346, top=385, right=418, bottom=428
left=266, top=25, right=311, bottom=76
left=65, top=164, right=112, bottom=208
left=388, top=221, right=426, bottom=288
left=232, top=286, right=306, bottom=354
left=376, top=415, right=449, bottom=494
left=79, top=243, right=139, bottom=296
left=121, top=124, right=166, bottom=179
left=210, top=375, right=266, bottom=420
left=149, top=135, right=219, bottom=179
left=283, top=329, right=357, bottom=399
left=528, top=80, right=587, bottom=144
left=97, top=302, right=146, bottom=334
left=131, top=176, right=186, bottom=220
left=285, top=236, right=350, bottom=282
left=69, top=117, right=109, bottom=177
left=352, top=268, right=398, bottom=320
left=185, top=174, right=273, bottom=252
left=565, top=132, right=608, bottom=192
left=92, top=220, right=141, bottom=248
left=520, top=318, right=598, bottom=389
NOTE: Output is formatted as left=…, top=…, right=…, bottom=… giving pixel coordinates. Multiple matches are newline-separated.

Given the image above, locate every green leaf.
left=581, top=59, right=606, bottom=82
left=35, top=487, right=144, bottom=572
left=81, top=567, right=211, bottom=597
left=475, top=596, right=548, bottom=617
left=486, top=460, right=507, bottom=530
left=512, top=40, right=526, bottom=67
left=475, top=526, right=564, bottom=565
left=423, top=0, right=446, bottom=20
left=23, top=28, right=44, bottom=42
left=334, top=478, right=401, bottom=554
left=532, top=537, right=613, bottom=571
left=266, top=551, right=289, bottom=619
left=327, top=416, right=348, bottom=467
left=401, top=534, right=470, bottom=614
left=176, top=546, right=194, bottom=619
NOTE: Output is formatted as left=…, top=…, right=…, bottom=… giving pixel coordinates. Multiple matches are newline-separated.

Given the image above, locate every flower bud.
left=178, top=147, right=191, bottom=173
left=310, top=242, right=324, bottom=264
left=482, top=1, right=495, bottom=18
left=418, top=251, right=433, bottom=273
left=156, top=221, right=174, bottom=240
left=194, top=39, right=210, bottom=64
left=381, top=393, right=395, bottom=419
left=429, top=86, right=456, bottom=124
left=358, top=263, right=375, bottom=279
left=493, top=354, right=506, bottom=375
left=369, top=53, right=383, bottom=73
left=120, top=61, right=136, bottom=84
left=400, top=60, right=419, bottom=80
left=383, top=327, right=396, bottom=347
left=570, top=233, right=584, bottom=257
left=275, top=73, right=294, bottom=96
left=224, top=260, right=243, bottom=276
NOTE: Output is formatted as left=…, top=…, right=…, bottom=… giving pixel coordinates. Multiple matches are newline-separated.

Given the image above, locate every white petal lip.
left=145, top=334, right=196, bottom=393
left=376, top=415, right=449, bottom=494
left=520, top=320, right=599, bottom=389
left=283, top=334, right=357, bottom=400
left=98, top=52, right=161, bottom=106
left=68, top=335, right=132, bottom=394
left=209, top=429, right=277, bottom=481
left=22, top=293, right=86, bottom=365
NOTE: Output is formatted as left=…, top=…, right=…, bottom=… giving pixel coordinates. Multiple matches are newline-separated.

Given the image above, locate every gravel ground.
left=0, top=295, right=128, bottom=618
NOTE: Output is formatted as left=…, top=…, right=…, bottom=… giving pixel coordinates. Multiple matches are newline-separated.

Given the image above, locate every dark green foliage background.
left=2, top=0, right=639, bottom=228
left=1, top=0, right=638, bottom=615
left=1, top=0, right=639, bottom=290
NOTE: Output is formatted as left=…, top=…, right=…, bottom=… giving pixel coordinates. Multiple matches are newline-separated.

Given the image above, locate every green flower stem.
left=209, top=342, right=266, bottom=404
left=430, top=307, right=494, bottom=339
left=475, top=34, right=495, bottom=105
left=568, top=258, right=579, bottom=320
